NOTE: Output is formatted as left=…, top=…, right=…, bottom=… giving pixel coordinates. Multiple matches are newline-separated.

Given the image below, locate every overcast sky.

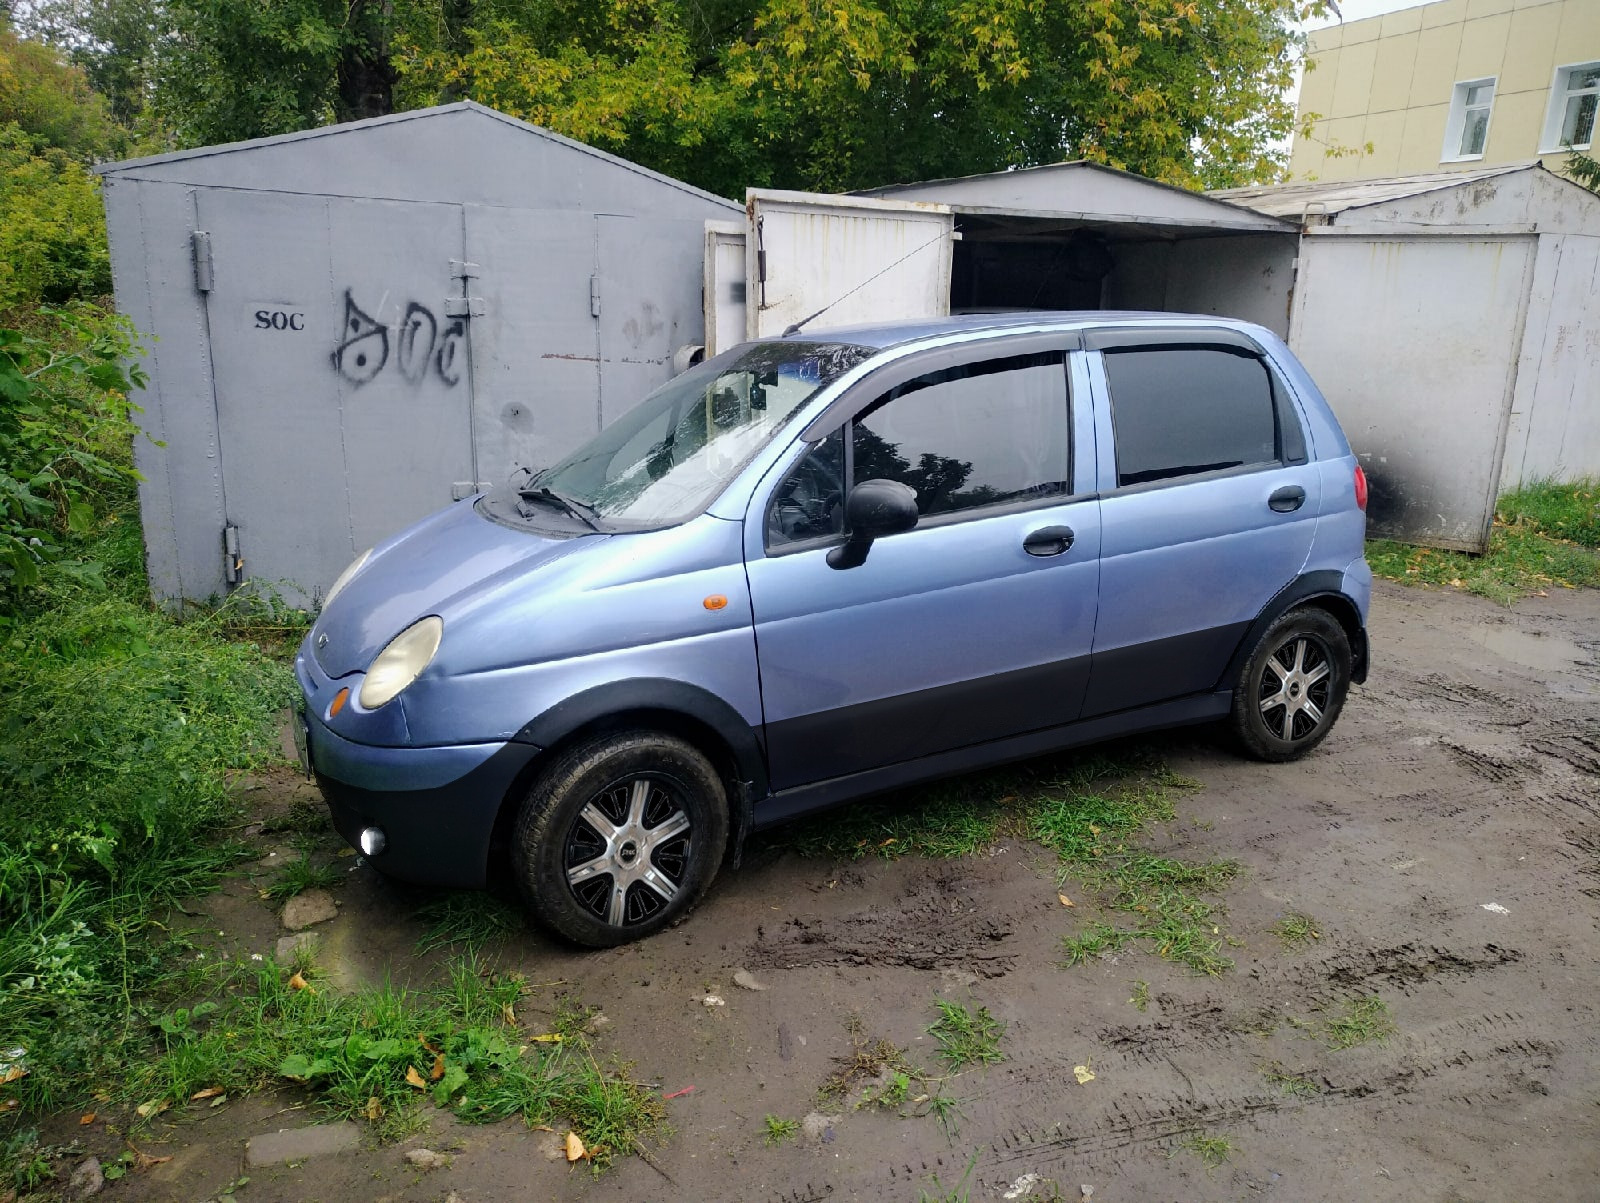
left=1305, top=0, right=1433, bottom=31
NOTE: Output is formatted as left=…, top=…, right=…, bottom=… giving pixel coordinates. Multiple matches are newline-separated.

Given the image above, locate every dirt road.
left=111, top=579, right=1600, bottom=1202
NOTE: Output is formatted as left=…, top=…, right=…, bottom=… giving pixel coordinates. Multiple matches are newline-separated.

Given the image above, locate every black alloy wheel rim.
left=1256, top=633, right=1335, bottom=743
left=563, top=774, right=693, bottom=927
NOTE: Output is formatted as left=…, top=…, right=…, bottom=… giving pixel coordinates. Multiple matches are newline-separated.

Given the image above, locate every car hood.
left=310, top=500, right=600, bottom=679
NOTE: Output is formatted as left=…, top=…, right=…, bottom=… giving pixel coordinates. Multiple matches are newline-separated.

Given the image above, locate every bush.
left=0, top=304, right=140, bottom=590
left=0, top=127, right=113, bottom=310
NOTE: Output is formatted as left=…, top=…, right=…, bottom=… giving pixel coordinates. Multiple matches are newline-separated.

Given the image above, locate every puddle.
left=1473, top=626, right=1596, bottom=691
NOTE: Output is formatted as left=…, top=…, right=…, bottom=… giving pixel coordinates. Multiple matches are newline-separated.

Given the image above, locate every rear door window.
left=1103, top=347, right=1279, bottom=487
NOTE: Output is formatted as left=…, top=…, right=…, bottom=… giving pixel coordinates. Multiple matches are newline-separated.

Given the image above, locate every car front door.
left=1082, top=329, right=1323, bottom=716
left=744, top=337, right=1101, bottom=798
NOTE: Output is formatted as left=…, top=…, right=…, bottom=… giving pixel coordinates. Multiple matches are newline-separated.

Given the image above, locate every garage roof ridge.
left=96, top=100, right=740, bottom=211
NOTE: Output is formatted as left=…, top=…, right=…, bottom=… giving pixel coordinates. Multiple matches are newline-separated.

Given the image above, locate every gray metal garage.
left=1217, top=164, right=1600, bottom=551
left=100, top=102, right=738, bottom=604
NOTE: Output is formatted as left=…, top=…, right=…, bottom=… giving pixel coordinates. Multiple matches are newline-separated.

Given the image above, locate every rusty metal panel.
left=464, top=206, right=599, bottom=489
left=195, top=189, right=473, bottom=600
left=595, top=214, right=708, bottom=426
left=746, top=190, right=952, bottom=339
left=1288, top=234, right=1535, bottom=551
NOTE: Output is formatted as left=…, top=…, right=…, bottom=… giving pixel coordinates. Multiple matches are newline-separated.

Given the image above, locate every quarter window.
left=1542, top=63, right=1600, bottom=152
left=1443, top=78, right=1495, bottom=161
left=851, top=354, right=1070, bottom=519
left=1104, top=348, right=1279, bottom=488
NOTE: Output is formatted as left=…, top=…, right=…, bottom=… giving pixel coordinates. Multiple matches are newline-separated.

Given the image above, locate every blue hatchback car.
left=296, top=313, right=1370, bottom=946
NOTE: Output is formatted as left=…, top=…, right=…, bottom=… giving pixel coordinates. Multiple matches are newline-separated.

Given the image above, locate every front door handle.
left=1023, top=525, right=1075, bottom=556
left=1268, top=485, right=1306, bottom=513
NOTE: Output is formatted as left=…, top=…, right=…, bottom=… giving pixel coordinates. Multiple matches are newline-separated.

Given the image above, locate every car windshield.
left=495, top=341, right=875, bottom=532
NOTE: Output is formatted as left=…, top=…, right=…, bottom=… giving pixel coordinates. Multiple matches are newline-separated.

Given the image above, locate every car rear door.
left=1082, top=328, right=1322, bottom=716
left=744, top=335, right=1101, bottom=795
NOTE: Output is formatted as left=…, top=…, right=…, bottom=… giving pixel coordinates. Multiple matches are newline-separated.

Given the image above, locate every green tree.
left=0, top=122, right=112, bottom=308
left=0, top=20, right=116, bottom=155
left=1565, top=148, right=1600, bottom=193
left=142, top=0, right=1326, bottom=194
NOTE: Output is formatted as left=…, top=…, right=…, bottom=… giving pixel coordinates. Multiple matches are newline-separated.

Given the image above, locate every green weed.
left=1128, top=980, right=1151, bottom=1011
left=762, top=1114, right=799, bottom=1146
left=1324, top=995, right=1396, bottom=1050
left=1178, top=1131, right=1233, bottom=1169
left=261, top=856, right=341, bottom=903
left=919, top=1150, right=981, bottom=1202
left=1261, top=1062, right=1321, bottom=1097
left=927, top=1000, right=1006, bottom=1070
left=414, top=892, right=525, bottom=954
left=921, top=1090, right=963, bottom=1139
left=131, top=956, right=660, bottom=1166
left=1367, top=478, right=1600, bottom=604
left=1269, top=912, right=1321, bottom=948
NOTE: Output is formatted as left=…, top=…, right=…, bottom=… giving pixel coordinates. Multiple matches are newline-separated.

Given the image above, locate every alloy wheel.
left=1256, top=634, right=1333, bottom=743
left=563, top=775, right=692, bottom=927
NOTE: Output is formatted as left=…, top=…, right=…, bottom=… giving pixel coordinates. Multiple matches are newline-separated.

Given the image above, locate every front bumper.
left=304, top=710, right=541, bottom=888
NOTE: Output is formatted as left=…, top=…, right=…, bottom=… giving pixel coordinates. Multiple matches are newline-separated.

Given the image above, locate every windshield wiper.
left=516, top=485, right=600, bottom=530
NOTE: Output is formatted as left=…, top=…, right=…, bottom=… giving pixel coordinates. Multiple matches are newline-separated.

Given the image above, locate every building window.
left=1443, top=78, right=1495, bottom=162
left=1541, top=63, right=1600, bottom=152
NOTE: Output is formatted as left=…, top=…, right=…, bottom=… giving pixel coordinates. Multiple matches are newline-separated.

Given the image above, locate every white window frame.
left=1441, top=77, right=1496, bottom=163
left=1540, top=61, right=1600, bottom=153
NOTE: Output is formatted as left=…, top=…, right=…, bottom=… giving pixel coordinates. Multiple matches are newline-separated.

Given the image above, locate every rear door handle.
left=1268, top=485, right=1306, bottom=513
left=1023, top=525, right=1075, bottom=556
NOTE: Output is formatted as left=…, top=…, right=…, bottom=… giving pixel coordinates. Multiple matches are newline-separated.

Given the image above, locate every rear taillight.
left=1354, top=464, right=1368, bottom=512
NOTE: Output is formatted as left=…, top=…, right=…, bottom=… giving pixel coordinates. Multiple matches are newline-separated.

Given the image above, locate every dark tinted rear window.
left=1104, top=348, right=1278, bottom=487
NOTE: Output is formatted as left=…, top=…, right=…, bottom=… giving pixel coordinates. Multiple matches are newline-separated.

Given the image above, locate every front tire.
left=511, top=731, right=728, bottom=947
left=1230, top=608, right=1351, bottom=762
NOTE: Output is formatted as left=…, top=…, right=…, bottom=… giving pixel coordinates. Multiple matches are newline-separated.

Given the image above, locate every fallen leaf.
left=1, top=1098, right=17, bottom=1110
left=565, top=1131, right=587, bottom=1162
left=430, top=1055, right=445, bottom=1082
left=135, top=1099, right=170, bottom=1118
left=208, top=1095, right=229, bottom=1108
left=405, top=1065, right=427, bottom=1089
left=879, top=837, right=897, bottom=846
left=0, top=1066, right=26, bottom=1084
left=1073, top=1064, right=1096, bottom=1085
left=191, top=1086, right=224, bottom=1100
left=1449, top=578, right=1465, bottom=588
left=531, top=1033, right=563, bottom=1043
left=1057, top=893, right=1075, bottom=908
left=364, top=1096, right=383, bottom=1121
left=419, top=1036, right=441, bottom=1055
left=1087, top=824, right=1101, bottom=836
left=502, top=1003, right=517, bottom=1025
left=287, top=971, right=311, bottom=992
left=129, top=1146, right=172, bottom=1170
left=79, top=1113, right=96, bottom=1125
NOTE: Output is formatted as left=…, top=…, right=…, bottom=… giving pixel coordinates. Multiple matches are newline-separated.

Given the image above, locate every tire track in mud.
left=779, top=1010, right=1573, bottom=1201
left=745, top=870, right=1021, bottom=976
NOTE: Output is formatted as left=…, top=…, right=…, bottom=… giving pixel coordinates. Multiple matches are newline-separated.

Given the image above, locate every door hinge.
left=589, top=275, right=602, bottom=318
left=449, top=259, right=481, bottom=280
left=192, top=231, right=214, bottom=293
left=443, top=296, right=486, bottom=318
left=450, top=480, right=492, bottom=501
left=222, top=523, right=242, bottom=585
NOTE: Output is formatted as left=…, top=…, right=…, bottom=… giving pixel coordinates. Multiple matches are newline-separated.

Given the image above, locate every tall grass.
left=0, top=521, right=295, bottom=1111
left=1367, top=479, right=1600, bottom=604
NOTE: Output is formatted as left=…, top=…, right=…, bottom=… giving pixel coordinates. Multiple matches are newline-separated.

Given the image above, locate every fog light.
left=358, top=826, right=387, bottom=856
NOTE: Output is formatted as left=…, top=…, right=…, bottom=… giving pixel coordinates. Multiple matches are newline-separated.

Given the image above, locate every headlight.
left=322, top=548, right=372, bottom=609
left=359, top=616, right=443, bottom=709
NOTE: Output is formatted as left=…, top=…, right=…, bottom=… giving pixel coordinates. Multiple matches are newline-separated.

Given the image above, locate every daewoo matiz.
left=296, top=313, right=1371, bottom=946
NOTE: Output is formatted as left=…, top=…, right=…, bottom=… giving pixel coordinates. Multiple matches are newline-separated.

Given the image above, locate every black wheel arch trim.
left=513, top=678, right=770, bottom=800
left=1219, top=570, right=1369, bottom=691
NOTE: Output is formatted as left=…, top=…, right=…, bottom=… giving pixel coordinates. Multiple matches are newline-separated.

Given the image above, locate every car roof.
left=783, top=310, right=1258, bottom=350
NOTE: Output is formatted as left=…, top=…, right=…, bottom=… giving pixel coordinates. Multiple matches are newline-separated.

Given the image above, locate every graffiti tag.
left=332, top=290, right=464, bottom=388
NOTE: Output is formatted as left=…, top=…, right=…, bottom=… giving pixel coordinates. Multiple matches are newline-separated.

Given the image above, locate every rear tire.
left=1230, top=608, right=1351, bottom=762
left=511, top=731, right=728, bottom=947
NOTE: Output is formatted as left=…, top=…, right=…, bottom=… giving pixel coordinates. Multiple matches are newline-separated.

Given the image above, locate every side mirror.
left=827, top=478, right=918, bottom=570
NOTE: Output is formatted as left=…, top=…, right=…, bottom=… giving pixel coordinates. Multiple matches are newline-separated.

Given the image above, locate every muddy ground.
left=44, top=579, right=1600, bottom=1201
